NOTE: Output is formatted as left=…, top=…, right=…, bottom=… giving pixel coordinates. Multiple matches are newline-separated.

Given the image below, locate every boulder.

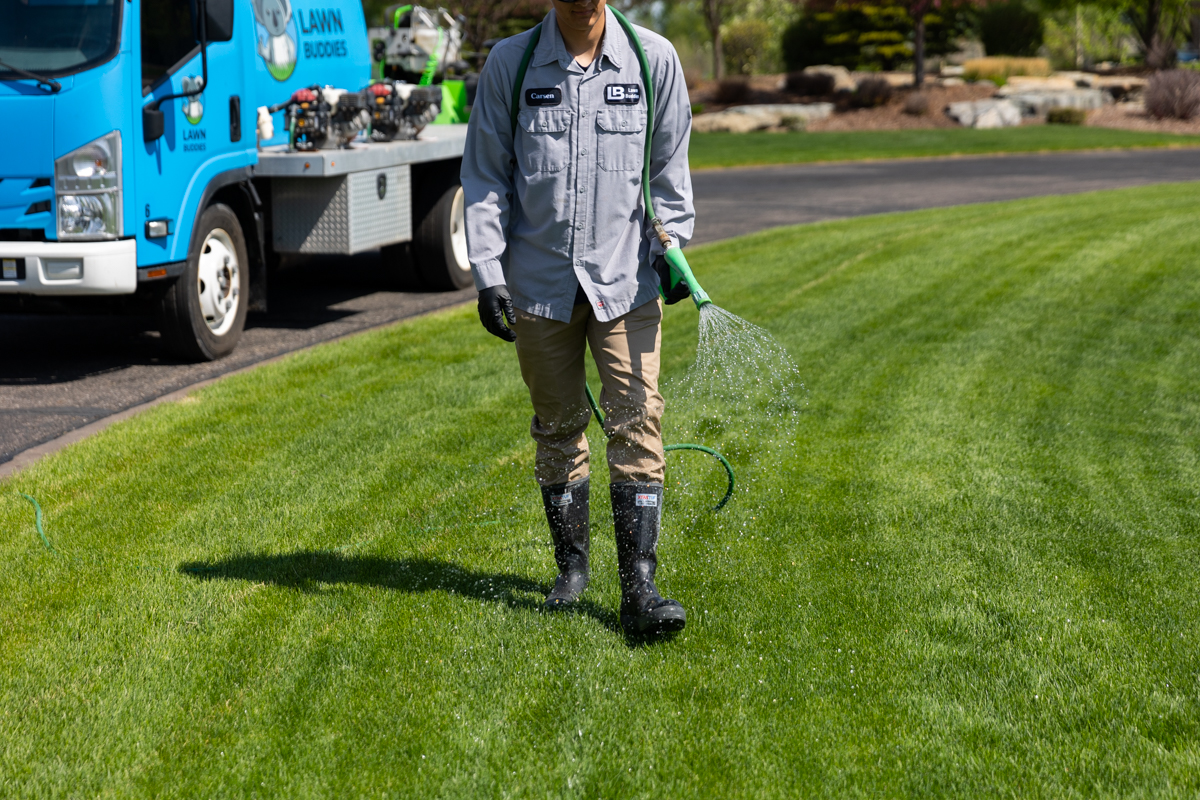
left=946, top=99, right=1022, bottom=128
left=1000, top=88, right=1107, bottom=117
left=692, top=103, right=834, bottom=133
left=801, top=65, right=856, bottom=93
left=1001, top=76, right=1081, bottom=92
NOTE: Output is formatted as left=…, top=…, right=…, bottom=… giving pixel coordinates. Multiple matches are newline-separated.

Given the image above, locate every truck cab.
left=1, top=0, right=470, bottom=360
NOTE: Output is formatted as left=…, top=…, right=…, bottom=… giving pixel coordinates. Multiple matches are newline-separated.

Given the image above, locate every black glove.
left=478, top=284, right=517, bottom=342
left=655, top=255, right=691, bottom=306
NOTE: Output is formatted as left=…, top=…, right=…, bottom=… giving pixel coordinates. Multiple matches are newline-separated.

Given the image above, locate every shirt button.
left=576, top=223, right=583, bottom=230
left=581, top=148, right=588, bottom=155
left=579, top=187, right=585, bottom=193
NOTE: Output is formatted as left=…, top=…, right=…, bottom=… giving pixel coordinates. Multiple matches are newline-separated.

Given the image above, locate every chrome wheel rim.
left=196, top=228, right=240, bottom=336
left=449, top=186, right=470, bottom=276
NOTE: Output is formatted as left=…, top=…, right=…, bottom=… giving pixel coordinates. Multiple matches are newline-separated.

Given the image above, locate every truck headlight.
left=56, top=131, right=122, bottom=241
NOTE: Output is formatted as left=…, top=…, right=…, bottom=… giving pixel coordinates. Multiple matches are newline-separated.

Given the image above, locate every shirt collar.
left=532, top=7, right=625, bottom=72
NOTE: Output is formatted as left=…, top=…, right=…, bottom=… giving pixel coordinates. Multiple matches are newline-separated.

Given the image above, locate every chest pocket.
left=595, top=107, right=647, bottom=173
left=518, top=108, right=572, bottom=174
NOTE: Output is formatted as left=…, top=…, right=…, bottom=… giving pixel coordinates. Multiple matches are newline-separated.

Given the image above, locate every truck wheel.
left=414, top=182, right=473, bottom=291
left=156, top=204, right=249, bottom=361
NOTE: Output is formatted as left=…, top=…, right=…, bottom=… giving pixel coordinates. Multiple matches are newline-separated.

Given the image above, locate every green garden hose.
left=608, top=8, right=710, bottom=309
left=584, top=384, right=734, bottom=511
left=19, top=493, right=57, bottom=556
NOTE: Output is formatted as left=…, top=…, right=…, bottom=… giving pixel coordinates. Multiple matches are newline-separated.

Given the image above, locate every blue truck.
left=0, top=0, right=471, bottom=360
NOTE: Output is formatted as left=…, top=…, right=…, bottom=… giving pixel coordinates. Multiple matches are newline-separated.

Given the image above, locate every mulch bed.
left=690, top=73, right=1200, bottom=134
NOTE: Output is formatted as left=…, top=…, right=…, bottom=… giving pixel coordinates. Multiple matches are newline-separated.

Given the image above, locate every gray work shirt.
left=461, top=7, right=695, bottom=323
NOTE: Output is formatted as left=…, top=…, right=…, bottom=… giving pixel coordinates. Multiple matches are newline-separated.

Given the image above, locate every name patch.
left=525, top=87, right=562, bottom=107
left=605, top=84, right=641, bottom=104
left=635, top=493, right=658, bottom=507
left=550, top=491, right=573, bottom=507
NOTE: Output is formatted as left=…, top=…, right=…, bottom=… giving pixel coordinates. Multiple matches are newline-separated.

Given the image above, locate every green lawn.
left=4, top=183, right=1200, bottom=797
left=689, top=126, right=1200, bottom=168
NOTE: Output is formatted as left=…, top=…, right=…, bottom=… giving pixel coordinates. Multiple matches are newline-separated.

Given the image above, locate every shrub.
left=1047, top=107, right=1087, bottom=124
left=723, top=18, right=778, bottom=76
left=854, top=77, right=893, bottom=107
left=781, top=0, right=970, bottom=72
left=780, top=114, right=808, bottom=131
left=979, top=1, right=1044, bottom=57
left=903, top=92, right=930, bottom=115
left=1144, top=69, right=1200, bottom=120
left=785, top=71, right=836, bottom=95
left=963, top=57, right=1051, bottom=85
left=715, top=77, right=751, bottom=105
left=691, top=102, right=706, bottom=116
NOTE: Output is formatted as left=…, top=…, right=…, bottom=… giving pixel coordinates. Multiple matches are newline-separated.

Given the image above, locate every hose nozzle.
left=664, top=246, right=711, bottom=309
left=652, top=218, right=711, bottom=309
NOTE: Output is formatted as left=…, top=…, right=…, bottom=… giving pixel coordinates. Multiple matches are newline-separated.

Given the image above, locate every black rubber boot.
left=541, top=478, right=590, bottom=610
left=611, top=483, right=686, bottom=635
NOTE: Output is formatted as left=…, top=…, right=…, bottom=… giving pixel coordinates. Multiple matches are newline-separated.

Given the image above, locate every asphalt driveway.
left=5, top=146, right=1200, bottom=470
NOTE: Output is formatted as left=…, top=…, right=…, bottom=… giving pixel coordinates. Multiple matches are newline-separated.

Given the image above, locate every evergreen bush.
left=781, top=0, right=970, bottom=73
left=785, top=71, right=837, bottom=95
left=1046, top=107, right=1087, bottom=124
left=979, top=0, right=1044, bottom=57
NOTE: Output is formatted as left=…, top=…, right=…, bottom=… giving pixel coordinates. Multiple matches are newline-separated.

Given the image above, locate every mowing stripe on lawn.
left=2, top=183, right=1200, bottom=798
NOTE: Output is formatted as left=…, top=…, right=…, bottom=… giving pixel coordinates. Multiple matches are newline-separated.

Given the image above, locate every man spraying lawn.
left=461, top=0, right=695, bottom=634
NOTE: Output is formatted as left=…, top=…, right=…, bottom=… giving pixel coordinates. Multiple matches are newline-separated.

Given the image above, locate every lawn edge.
left=0, top=298, right=475, bottom=483
left=690, top=142, right=1200, bottom=171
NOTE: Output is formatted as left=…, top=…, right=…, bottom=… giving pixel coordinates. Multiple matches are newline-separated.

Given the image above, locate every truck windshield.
left=0, top=0, right=123, bottom=80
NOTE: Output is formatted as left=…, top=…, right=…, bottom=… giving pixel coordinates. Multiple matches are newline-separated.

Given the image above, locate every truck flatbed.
left=253, top=124, right=468, bottom=177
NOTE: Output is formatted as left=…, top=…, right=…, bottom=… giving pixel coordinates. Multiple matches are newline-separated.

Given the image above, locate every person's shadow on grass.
left=178, top=552, right=628, bottom=637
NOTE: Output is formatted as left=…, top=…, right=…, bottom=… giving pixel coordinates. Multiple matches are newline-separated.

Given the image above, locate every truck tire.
left=413, top=182, right=473, bottom=291
left=156, top=204, right=250, bottom=361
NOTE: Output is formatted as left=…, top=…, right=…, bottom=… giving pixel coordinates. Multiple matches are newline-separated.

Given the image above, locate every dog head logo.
left=252, top=0, right=297, bottom=81
left=180, top=75, right=204, bottom=124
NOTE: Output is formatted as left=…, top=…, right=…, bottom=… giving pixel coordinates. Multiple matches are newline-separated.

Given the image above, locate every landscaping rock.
left=692, top=103, right=834, bottom=133
left=1002, top=76, right=1081, bottom=92
left=946, top=98, right=1022, bottom=128
left=1000, top=88, right=1107, bottom=117
left=800, top=65, right=856, bottom=92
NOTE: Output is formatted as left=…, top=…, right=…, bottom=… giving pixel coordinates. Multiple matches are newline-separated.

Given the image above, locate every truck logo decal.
left=253, top=0, right=298, bottom=81
left=297, top=6, right=349, bottom=60
left=298, top=8, right=344, bottom=34
left=181, top=76, right=205, bottom=124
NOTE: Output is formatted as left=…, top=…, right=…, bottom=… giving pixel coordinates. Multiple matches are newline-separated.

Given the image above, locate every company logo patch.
left=526, top=88, right=563, bottom=107
left=605, top=84, right=641, bottom=105
left=635, top=493, right=658, bottom=507
left=550, top=491, right=573, bottom=507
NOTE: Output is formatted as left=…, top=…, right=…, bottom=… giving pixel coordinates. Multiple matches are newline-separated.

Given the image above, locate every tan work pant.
left=513, top=299, right=665, bottom=487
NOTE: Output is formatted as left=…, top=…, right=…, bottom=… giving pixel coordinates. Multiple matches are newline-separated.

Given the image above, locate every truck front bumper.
left=0, top=239, right=138, bottom=296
